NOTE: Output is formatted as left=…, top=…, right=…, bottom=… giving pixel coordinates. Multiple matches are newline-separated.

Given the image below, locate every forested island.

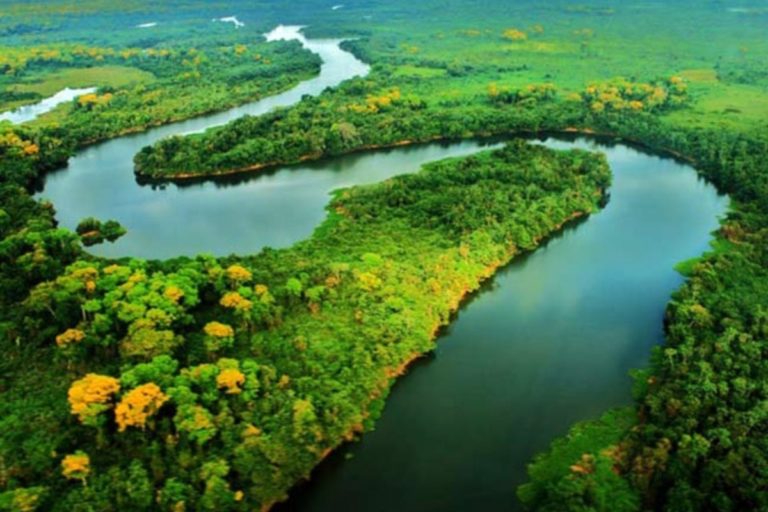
left=1, top=2, right=767, bottom=511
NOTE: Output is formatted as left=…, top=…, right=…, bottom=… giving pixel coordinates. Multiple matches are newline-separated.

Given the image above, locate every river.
left=0, top=87, right=97, bottom=124
left=276, top=138, right=727, bottom=511
left=36, top=26, right=727, bottom=512
left=37, top=25, right=370, bottom=259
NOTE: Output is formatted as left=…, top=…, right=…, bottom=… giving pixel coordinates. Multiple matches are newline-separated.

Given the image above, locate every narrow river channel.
left=36, top=25, right=728, bottom=512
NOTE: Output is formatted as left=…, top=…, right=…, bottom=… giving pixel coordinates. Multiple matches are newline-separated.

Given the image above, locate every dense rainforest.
left=132, top=73, right=689, bottom=179
left=0, top=13, right=321, bottom=152
left=1, top=1, right=768, bottom=511
left=2, top=133, right=611, bottom=509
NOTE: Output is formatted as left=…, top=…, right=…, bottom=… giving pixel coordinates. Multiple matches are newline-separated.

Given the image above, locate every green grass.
left=12, top=66, right=155, bottom=96
left=1, top=66, right=155, bottom=112
left=392, top=64, right=446, bottom=78
left=666, top=82, right=768, bottom=132
left=9, top=65, right=152, bottom=124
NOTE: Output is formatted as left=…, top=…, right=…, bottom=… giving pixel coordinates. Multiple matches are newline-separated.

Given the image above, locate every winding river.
left=37, top=25, right=371, bottom=259
left=37, top=26, right=727, bottom=511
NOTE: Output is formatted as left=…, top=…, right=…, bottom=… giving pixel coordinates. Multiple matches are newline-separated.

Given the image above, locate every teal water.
left=36, top=25, right=727, bottom=512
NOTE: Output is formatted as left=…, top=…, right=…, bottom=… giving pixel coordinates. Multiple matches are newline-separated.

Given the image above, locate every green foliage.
left=43, top=40, right=321, bottom=145
left=624, top=213, right=768, bottom=511
left=1, top=30, right=321, bottom=147
left=518, top=408, right=640, bottom=512
left=75, top=217, right=127, bottom=246
left=2, top=139, right=609, bottom=510
left=1, top=1, right=768, bottom=511
left=0, top=486, right=47, bottom=511
left=132, top=72, right=583, bottom=178
left=488, top=82, right=557, bottom=106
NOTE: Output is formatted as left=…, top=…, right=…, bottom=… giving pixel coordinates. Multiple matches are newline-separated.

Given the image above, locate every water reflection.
left=277, top=139, right=728, bottom=512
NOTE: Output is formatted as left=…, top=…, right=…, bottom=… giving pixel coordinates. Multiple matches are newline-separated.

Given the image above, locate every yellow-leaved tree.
left=115, top=383, right=169, bottom=431
left=217, top=368, right=246, bottom=394
left=56, top=328, right=86, bottom=349
left=61, top=452, right=90, bottom=483
left=68, top=374, right=121, bottom=425
left=203, top=321, right=235, bottom=354
left=226, top=264, right=252, bottom=284
left=220, top=292, right=253, bottom=311
left=502, top=28, right=527, bottom=41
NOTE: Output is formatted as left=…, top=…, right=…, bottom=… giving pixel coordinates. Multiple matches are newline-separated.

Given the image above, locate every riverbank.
left=73, top=69, right=320, bottom=148
left=265, top=207, right=594, bottom=511
left=16, top=141, right=614, bottom=510
left=270, top=138, right=727, bottom=512
left=133, top=125, right=701, bottom=184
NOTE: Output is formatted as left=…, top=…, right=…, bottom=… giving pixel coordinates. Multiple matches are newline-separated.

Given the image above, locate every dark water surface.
left=37, top=25, right=727, bottom=512
left=277, top=139, right=727, bottom=512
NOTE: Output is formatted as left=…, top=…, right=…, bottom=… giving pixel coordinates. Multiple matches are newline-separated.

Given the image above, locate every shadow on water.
left=136, top=138, right=504, bottom=190
left=158, top=130, right=693, bottom=192
left=443, top=214, right=596, bottom=335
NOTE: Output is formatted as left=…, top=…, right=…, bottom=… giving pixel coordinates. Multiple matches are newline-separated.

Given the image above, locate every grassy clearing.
left=665, top=82, right=768, bottom=132
left=392, top=64, right=446, bottom=78
left=1, top=66, right=155, bottom=112
left=11, top=65, right=155, bottom=95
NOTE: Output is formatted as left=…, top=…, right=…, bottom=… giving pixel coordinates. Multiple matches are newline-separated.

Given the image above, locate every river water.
left=37, top=25, right=370, bottom=259
left=0, top=87, right=97, bottom=124
left=277, top=138, right=727, bottom=511
left=37, top=26, right=727, bottom=511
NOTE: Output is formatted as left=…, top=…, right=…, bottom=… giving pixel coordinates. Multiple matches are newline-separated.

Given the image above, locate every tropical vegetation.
left=1, top=1, right=767, bottom=511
